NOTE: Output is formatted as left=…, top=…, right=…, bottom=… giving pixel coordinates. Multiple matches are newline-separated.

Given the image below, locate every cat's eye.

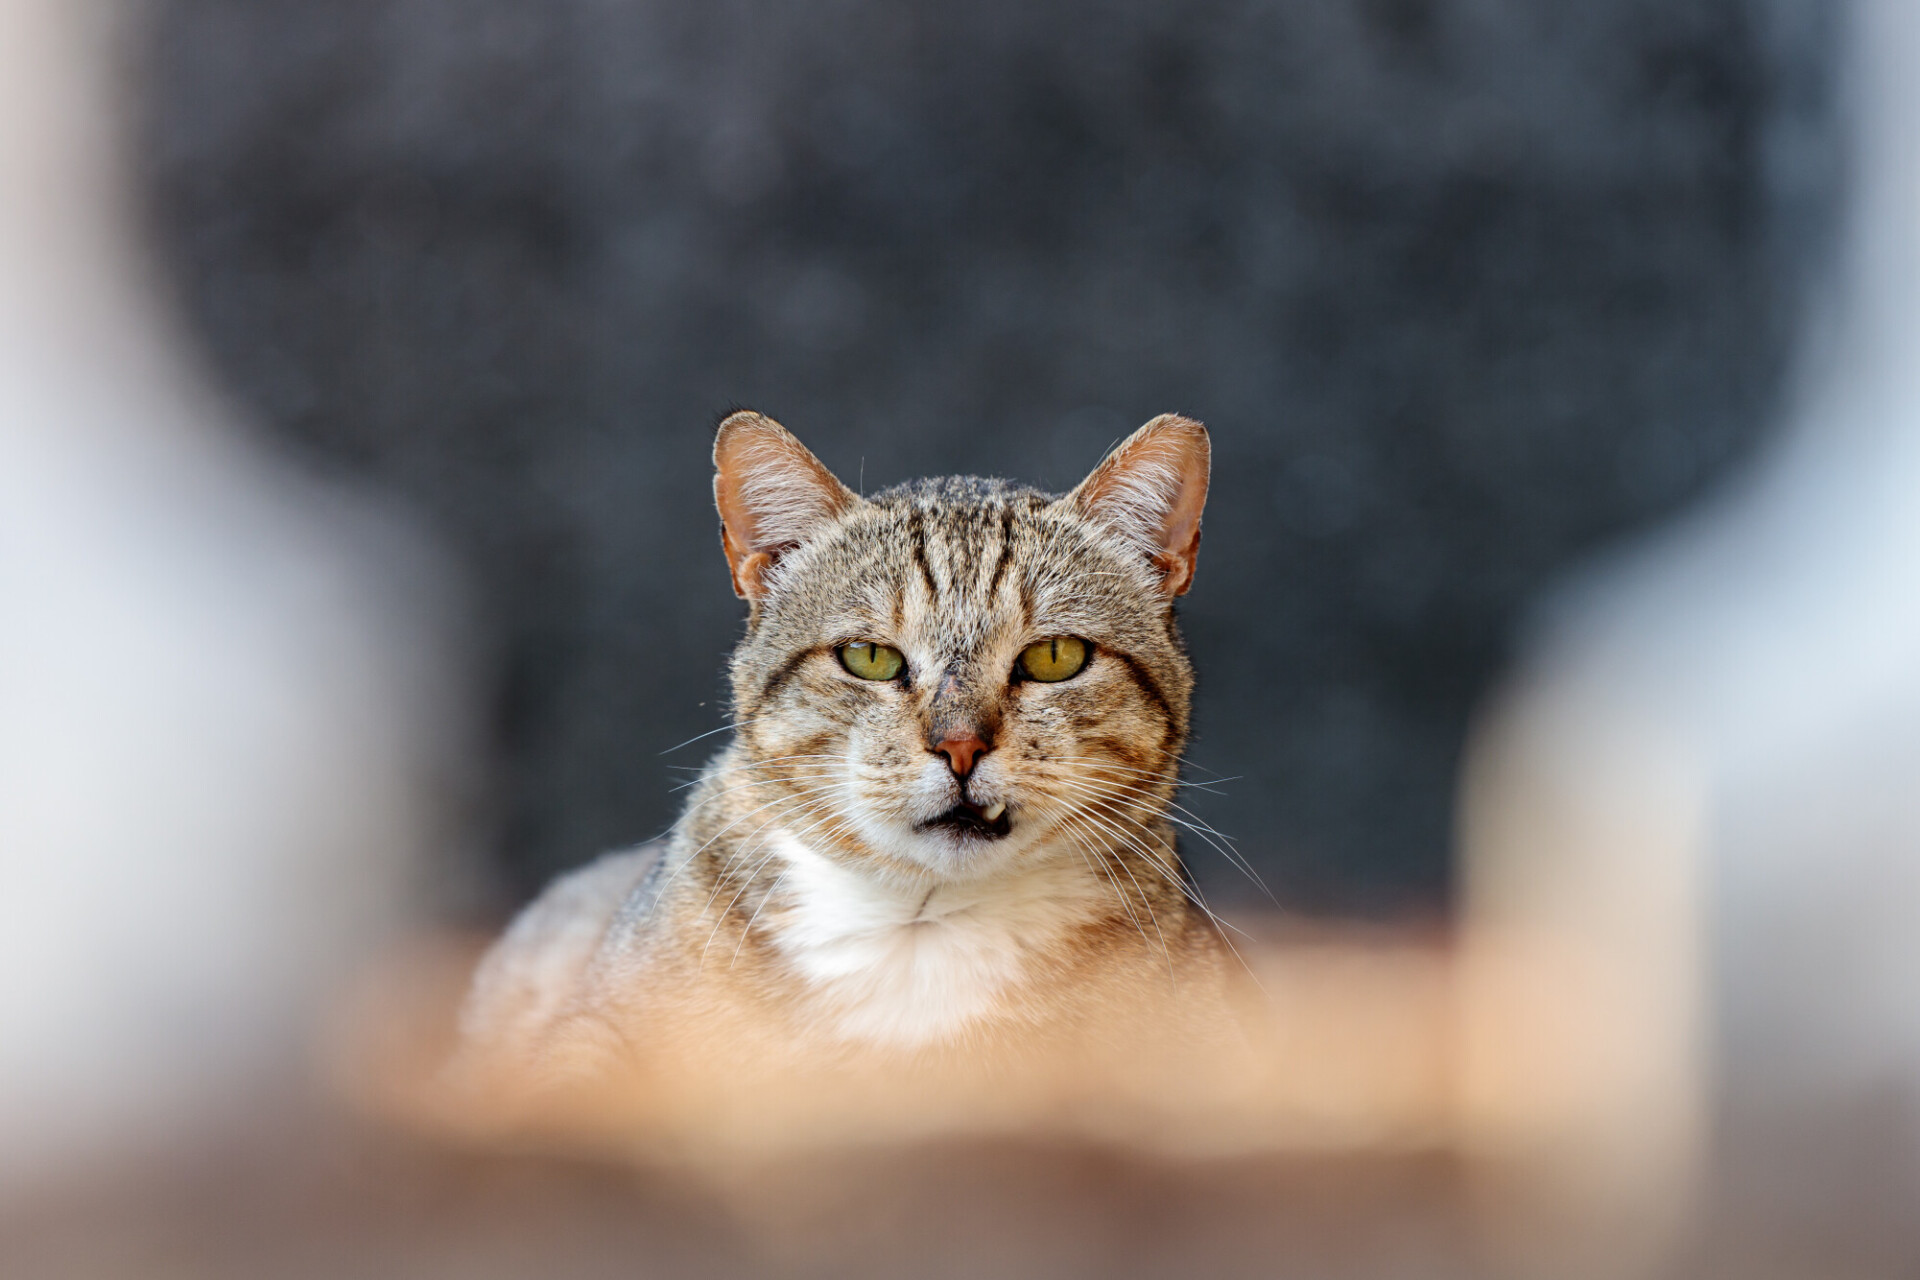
left=1018, top=636, right=1090, bottom=683
left=839, top=641, right=905, bottom=681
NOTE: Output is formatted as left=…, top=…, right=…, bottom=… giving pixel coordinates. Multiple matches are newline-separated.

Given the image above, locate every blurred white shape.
left=1459, top=0, right=1920, bottom=1270
left=0, top=0, right=466, bottom=1190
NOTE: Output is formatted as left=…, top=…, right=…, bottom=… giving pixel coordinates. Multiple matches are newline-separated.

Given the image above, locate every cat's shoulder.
left=458, top=842, right=666, bottom=1059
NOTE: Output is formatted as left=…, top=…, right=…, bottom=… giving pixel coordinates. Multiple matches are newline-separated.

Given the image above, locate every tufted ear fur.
left=1062, top=414, right=1211, bottom=596
left=713, top=411, right=860, bottom=601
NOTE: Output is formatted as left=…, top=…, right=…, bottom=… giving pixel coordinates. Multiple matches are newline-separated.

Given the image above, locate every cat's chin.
left=905, top=831, right=1014, bottom=873
left=864, top=808, right=1037, bottom=881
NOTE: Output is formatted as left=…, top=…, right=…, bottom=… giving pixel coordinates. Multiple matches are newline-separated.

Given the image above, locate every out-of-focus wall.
left=134, top=0, right=1836, bottom=916
left=0, top=0, right=471, bottom=1192
left=1459, top=2, right=1920, bottom=1272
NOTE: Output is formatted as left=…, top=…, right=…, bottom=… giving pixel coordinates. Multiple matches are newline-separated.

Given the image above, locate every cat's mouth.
left=917, top=800, right=1012, bottom=840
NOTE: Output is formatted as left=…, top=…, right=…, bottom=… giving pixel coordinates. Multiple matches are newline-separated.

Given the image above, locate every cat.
left=454, top=411, right=1250, bottom=1125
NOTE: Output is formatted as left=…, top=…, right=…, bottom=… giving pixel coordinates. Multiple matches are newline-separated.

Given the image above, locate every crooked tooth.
left=981, top=802, right=1006, bottom=822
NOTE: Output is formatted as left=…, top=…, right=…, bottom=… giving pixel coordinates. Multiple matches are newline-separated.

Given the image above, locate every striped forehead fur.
left=743, top=476, right=1181, bottom=695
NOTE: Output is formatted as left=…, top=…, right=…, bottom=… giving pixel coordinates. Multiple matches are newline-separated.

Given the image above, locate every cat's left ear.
left=1062, top=414, right=1211, bottom=596
left=713, top=411, right=860, bottom=601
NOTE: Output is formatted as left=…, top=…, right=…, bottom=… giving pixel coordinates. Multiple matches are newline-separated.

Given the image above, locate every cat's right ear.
left=713, top=411, right=860, bottom=601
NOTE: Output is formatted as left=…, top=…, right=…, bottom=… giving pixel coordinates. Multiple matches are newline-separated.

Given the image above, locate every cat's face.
left=714, top=414, right=1208, bottom=883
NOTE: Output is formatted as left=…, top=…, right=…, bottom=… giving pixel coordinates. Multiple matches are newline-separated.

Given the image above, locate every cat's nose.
left=932, top=733, right=991, bottom=778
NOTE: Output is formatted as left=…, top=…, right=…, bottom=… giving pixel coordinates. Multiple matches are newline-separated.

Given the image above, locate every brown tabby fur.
left=455, top=413, right=1250, bottom=1129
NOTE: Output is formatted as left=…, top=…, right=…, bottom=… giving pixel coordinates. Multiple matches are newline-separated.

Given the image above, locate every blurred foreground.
left=3, top=919, right=1914, bottom=1280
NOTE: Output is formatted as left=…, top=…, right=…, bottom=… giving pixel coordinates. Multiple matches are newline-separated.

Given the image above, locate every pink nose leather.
left=933, top=734, right=990, bottom=778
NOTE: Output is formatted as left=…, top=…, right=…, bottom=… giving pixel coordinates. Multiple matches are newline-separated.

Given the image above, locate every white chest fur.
left=760, top=830, right=1108, bottom=1047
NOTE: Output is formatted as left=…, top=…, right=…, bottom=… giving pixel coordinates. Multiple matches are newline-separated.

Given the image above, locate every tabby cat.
left=457, top=412, right=1246, bottom=1113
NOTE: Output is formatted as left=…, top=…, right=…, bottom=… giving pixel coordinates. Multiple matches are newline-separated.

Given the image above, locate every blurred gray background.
left=135, top=0, right=1836, bottom=916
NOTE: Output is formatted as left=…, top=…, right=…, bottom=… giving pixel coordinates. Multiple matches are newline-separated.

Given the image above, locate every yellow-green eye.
left=839, top=641, right=905, bottom=681
left=1018, top=636, right=1090, bottom=682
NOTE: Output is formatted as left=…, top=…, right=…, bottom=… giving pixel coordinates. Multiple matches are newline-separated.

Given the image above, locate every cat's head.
left=711, top=412, right=1208, bottom=882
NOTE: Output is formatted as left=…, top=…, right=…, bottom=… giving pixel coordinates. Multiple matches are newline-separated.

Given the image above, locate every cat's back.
left=458, top=842, right=664, bottom=1063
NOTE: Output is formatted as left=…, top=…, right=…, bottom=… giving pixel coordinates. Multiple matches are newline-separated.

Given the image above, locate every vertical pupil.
left=1050, top=638, right=1059, bottom=666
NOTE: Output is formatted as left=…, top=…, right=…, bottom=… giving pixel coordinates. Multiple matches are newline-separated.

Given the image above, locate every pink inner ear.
left=712, top=412, right=856, bottom=600
left=1072, top=415, right=1211, bottom=595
